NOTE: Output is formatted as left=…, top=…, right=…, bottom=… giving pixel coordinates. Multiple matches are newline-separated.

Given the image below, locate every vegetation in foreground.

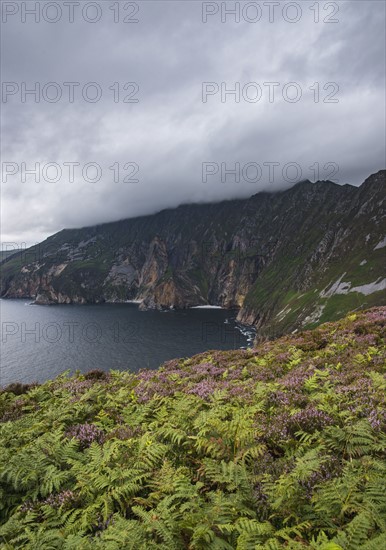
left=0, top=308, right=385, bottom=549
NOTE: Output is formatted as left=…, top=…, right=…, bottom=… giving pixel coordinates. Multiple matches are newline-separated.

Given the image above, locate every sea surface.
left=0, top=299, right=255, bottom=385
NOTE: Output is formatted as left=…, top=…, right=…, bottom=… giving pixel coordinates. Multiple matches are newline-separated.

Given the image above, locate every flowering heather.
left=43, top=490, right=77, bottom=509
left=290, top=406, right=334, bottom=432
left=187, top=378, right=220, bottom=398
left=368, top=408, right=386, bottom=431
left=0, top=307, right=385, bottom=549
left=66, top=423, right=105, bottom=449
left=0, top=398, right=28, bottom=422
left=20, top=490, right=78, bottom=513
left=61, top=378, right=95, bottom=395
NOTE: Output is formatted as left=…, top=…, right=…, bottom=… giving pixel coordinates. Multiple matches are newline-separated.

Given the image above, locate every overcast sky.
left=1, top=0, right=385, bottom=246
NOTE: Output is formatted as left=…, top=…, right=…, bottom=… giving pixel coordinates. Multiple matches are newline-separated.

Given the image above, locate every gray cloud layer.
left=1, top=0, right=385, bottom=245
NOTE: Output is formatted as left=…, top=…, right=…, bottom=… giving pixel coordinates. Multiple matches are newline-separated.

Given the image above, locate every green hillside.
left=1, top=307, right=385, bottom=549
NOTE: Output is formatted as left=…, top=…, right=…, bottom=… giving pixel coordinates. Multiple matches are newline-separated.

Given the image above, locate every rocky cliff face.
left=1, top=170, right=385, bottom=336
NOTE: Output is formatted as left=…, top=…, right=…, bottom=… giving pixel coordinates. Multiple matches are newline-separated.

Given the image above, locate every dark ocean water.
left=0, top=299, right=254, bottom=385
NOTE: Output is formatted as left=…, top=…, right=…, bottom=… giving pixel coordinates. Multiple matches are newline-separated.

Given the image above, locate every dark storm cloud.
left=1, top=0, right=385, bottom=245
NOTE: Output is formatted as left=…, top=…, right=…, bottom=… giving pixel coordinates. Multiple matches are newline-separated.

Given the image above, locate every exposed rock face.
left=1, top=170, right=385, bottom=335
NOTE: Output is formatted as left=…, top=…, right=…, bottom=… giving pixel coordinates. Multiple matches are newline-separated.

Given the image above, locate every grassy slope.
left=243, top=242, right=386, bottom=335
left=0, top=308, right=385, bottom=549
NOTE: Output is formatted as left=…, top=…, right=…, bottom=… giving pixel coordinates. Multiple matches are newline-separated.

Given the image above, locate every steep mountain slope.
left=1, top=170, right=385, bottom=335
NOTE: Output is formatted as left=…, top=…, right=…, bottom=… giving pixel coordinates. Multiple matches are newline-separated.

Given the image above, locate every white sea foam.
left=191, top=305, right=223, bottom=309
